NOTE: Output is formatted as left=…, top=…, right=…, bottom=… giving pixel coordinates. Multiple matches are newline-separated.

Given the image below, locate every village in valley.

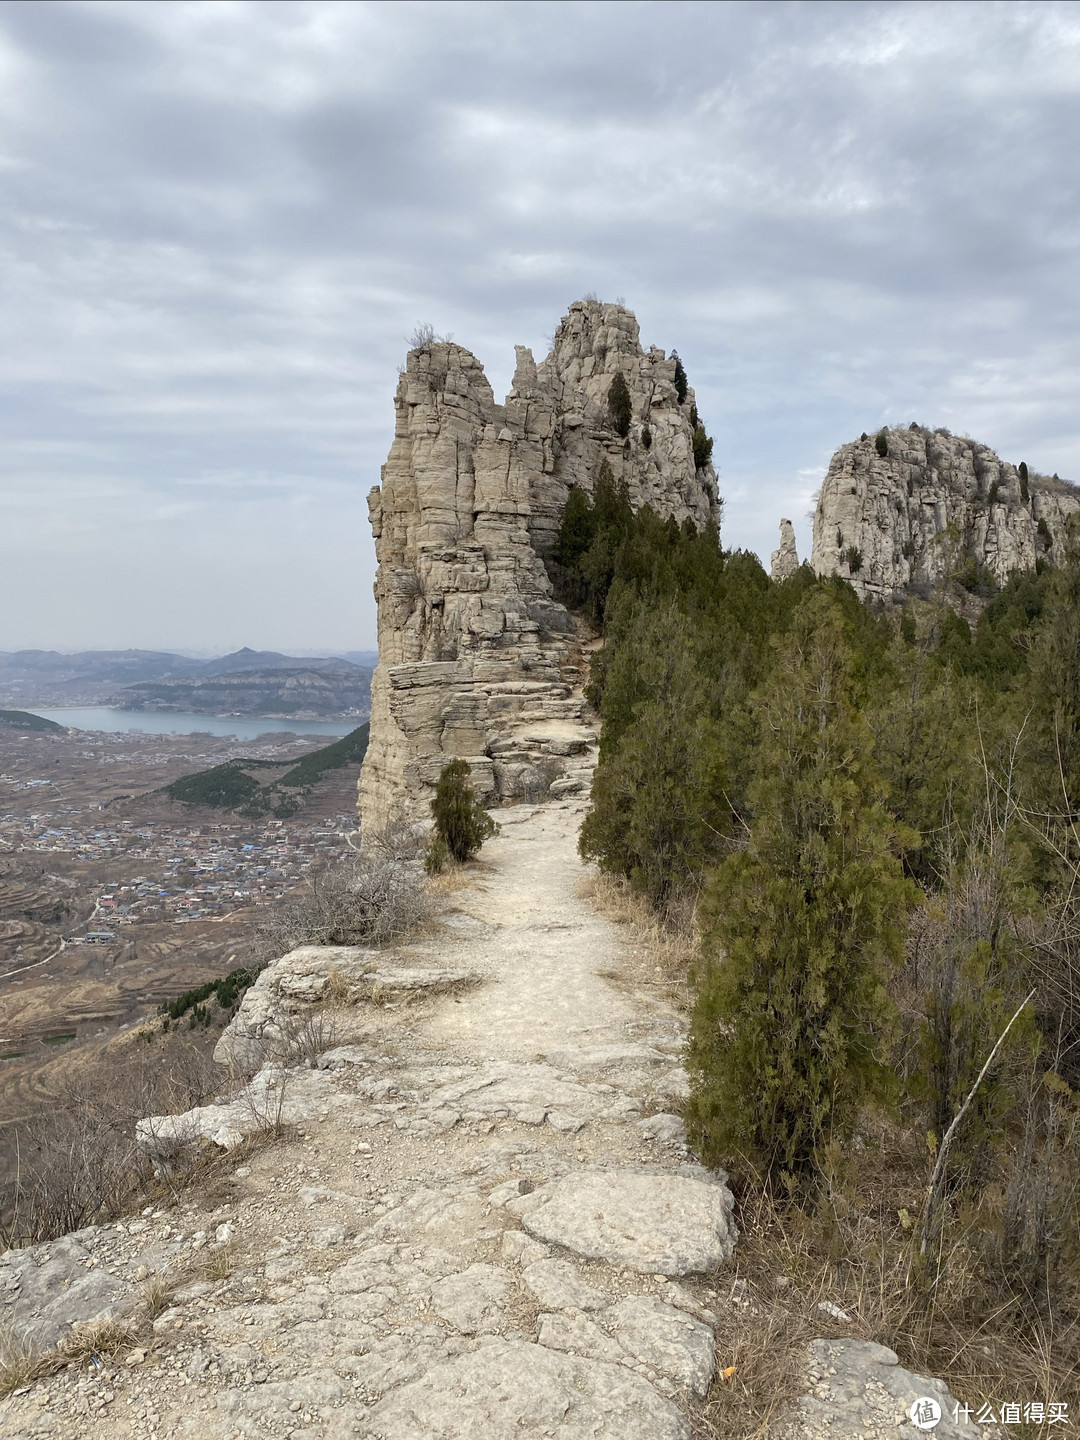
left=0, top=723, right=359, bottom=1127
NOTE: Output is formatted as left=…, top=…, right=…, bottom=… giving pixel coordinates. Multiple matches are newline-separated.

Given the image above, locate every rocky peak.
left=358, top=300, right=719, bottom=834
left=770, top=518, right=799, bottom=581
left=529, top=300, right=718, bottom=555
left=810, top=424, right=1080, bottom=600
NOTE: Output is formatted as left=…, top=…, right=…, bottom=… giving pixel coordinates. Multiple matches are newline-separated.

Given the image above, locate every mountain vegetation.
left=426, top=758, right=499, bottom=873
left=0, top=709, right=64, bottom=733
left=166, top=724, right=369, bottom=817
left=552, top=470, right=1080, bottom=1397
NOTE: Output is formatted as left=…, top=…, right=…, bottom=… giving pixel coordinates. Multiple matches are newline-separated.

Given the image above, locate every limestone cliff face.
left=359, top=300, right=719, bottom=832
left=811, top=426, right=1080, bottom=600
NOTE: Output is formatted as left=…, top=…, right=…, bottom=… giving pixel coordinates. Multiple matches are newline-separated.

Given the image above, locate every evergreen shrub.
left=608, top=372, right=632, bottom=437
left=428, top=758, right=498, bottom=869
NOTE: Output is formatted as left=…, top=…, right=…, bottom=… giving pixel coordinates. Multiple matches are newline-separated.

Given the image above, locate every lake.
left=26, top=708, right=358, bottom=740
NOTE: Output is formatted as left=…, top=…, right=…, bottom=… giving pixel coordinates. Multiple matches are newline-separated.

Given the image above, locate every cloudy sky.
left=1, top=0, right=1078, bottom=653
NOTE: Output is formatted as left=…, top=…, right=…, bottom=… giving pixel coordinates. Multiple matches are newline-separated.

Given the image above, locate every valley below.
left=0, top=724, right=363, bottom=1131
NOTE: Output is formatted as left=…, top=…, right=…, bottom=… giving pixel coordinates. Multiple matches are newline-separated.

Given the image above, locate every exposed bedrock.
left=811, top=425, right=1080, bottom=601
left=359, top=299, right=720, bottom=832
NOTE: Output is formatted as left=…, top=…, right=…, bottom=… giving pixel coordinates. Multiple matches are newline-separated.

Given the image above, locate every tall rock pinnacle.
left=358, top=299, right=720, bottom=834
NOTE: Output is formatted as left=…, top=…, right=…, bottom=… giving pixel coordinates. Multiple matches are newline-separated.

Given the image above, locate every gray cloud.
left=1, top=0, right=1078, bottom=649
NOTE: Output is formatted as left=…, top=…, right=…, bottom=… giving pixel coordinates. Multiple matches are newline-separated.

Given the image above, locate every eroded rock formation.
left=811, top=426, right=1080, bottom=601
left=770, top=517, right=799, bottom=581
left=359, top=300, right=720, bottom=832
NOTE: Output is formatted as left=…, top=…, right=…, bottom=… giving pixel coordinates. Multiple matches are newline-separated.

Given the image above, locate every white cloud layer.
left=1, top=0, right=1078, bottom=649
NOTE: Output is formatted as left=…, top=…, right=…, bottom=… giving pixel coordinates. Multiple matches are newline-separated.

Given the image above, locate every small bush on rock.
left=692, top=424, right=714, bottom=469
left=608, top=372, right=632, bottom=438
left=428, top=758, right=498, bottom=867
left=876, top=429, right=889, bottom=457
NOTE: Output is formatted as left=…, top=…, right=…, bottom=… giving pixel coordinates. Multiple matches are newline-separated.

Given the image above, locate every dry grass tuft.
left=694, top=1119, right=1080, bottom=1440
left=0, top=1325, right=53, bottom=1399
left=60, top=1317, right=136, bottom=1364
left=138, top=1272, right=171, bottom=1319
left=202, top=1244, right=235, bottom=1281
left=578, top=869, right=698, bottom=1007
left=425, top=863, right=480, bottom=898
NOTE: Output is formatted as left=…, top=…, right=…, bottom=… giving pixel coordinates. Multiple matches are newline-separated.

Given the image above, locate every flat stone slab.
left=771, top=1339, right=991, bottom=1440
left=605, top=1294, right=715, bottom=1396
left=0, top=1231, right=141, bottom=1350
left=542, top=1043, right=674, bottom=1073
left=522, top=1169, right=736, bottom=1275
left=522, top=1258, right=609, bottom=1312
left=361, top=1336, right=690, bottom=1439
left=137, top=1065, right=349, bottom=1155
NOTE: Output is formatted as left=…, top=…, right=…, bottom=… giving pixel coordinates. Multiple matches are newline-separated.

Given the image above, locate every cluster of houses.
left=0, top=810, right=354, bottom=934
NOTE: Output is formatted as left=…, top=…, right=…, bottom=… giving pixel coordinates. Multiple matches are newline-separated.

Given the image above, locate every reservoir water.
left=26, top=708, right=357, bottom=740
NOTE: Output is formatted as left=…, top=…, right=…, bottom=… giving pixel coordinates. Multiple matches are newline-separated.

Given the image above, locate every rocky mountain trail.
left=2, top=796, right=982, bottom=1440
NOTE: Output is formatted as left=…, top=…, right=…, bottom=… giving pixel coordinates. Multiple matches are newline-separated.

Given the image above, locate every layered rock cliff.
left=811, top=425, right=1080, bottom=601
left=359, top=300, right=719, bottom=833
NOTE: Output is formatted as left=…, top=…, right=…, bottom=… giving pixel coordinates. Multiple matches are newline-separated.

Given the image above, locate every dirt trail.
left=421, top=802, right=668, bottom=1061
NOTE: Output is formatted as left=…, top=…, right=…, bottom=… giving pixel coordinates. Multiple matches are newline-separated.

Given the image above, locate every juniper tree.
left=608, top=372, right=632, bottom=438
left=579, top=606, right=730, bottom=909
left=427, top=758, right=498, bottom=871
left=687, top=592, right=916, bottom=1191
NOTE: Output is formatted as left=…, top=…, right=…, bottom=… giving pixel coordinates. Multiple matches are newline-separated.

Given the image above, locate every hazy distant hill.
left=118, top=663, right=371, bottom=719
left=0, top=649, right=204, bottom=686
left=197, top=648, right=372, bottom=678
left=0, top=648, right=377, bottom=709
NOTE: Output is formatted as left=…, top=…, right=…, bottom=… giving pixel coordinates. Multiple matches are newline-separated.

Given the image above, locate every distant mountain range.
left=0, top=647, right=377, bottom=716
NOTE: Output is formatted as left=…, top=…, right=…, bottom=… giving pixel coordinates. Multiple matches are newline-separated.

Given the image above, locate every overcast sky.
left=1, top=0, right=1078, bottom=653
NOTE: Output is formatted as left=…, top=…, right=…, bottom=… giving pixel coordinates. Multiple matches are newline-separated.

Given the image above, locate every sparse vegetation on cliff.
left=607, top=371, right=632, bottom=437
left=692, top=423, right=714, bottom=469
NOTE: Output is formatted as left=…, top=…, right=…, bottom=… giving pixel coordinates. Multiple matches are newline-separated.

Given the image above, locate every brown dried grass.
left=577, top=868, right=697, bottom=1008
left=694, top=1115, right=1079, bottom=1440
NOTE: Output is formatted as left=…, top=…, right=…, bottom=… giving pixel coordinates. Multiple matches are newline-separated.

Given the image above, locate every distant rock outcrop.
left=810, top=426, right=1080, bottom=600
left=770, top=518, right=799, bottom=581
left=359, top=299, right=720, bottom=832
